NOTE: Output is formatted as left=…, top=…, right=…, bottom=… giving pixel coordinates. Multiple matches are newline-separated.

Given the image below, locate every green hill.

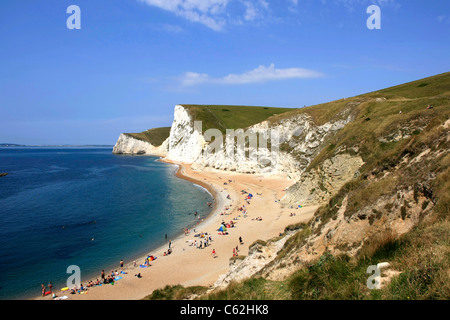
left=181, top=104, right=295, bottom=134
left=123, top=105, right=295, bottom=145
left=124, top=127, right=171, bottom=147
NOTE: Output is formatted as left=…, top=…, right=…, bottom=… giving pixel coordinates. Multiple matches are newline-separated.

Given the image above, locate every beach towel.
left=140, top=265, right=147, bottom=268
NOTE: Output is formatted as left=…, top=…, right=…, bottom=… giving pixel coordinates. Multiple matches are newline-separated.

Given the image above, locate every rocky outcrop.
left=212, top=236, right=292, bottom=290
left=261, top=185, right=436, bottom=282
left=113, top=133, right=168, bottom=156
left=282, top=152, right=364, bottom=206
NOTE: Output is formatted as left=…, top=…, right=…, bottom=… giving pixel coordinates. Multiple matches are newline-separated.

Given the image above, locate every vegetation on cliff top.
left=123, top=105, right=295, bottom=145
left=181, top=104, right=295, bottom=134
left=124, top=127, right=171, bottom=147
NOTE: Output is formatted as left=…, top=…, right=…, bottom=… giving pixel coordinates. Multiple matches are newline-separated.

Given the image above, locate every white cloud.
left=139, top=0, right=269, bottom=30
left=181, top=71, right=211, bottom=86
left=180, top=63, right=324, bottom=86
left=287, top=0, right=299, bottom=13
left=334, top=0, right=399, bottom=11
left=437, top=15, right=450, bottom=24
left=139, top=0, right=229, bottom=30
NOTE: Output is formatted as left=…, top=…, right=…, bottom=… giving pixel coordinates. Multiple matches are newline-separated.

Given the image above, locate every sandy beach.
left=34, top=161, right=317, bottom=300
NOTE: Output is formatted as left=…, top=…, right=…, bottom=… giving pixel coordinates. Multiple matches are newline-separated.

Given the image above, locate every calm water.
left=0, top=148, right=213, bottom=299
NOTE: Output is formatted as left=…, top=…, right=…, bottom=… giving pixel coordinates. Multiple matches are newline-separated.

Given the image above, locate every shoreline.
left=33, top=159, right=317, bottom=300
left=32, top=158, right=225, bottom=301
left=165, top=158, right=223, bottom=230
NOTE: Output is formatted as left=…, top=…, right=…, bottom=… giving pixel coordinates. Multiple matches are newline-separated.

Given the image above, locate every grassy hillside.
left=125, top=127, right=171, bottom=147
left=305, top=72, right=450, bottom=171
left=143, top=72, right=450, bottom=300
left=123, top=105, right=295, bottom=145
left=181, top=104, right=295, bottom=134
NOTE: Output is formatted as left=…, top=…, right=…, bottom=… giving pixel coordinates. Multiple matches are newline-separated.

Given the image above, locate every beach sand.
left=35, top=161, right=317, bottom=300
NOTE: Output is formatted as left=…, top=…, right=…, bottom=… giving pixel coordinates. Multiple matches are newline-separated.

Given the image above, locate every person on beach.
left=212, top=249, right=216, bottom=258
left=101, top=270, right=105, bottom=281
left=120, top=259, right=124, bottom=268
left=48, top=281, right=53, bottom=293
left=41, top=283, right=46, bottom=296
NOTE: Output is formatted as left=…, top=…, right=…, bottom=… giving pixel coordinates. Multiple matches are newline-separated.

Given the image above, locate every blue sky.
left=0, top=0, right=449, bottom=145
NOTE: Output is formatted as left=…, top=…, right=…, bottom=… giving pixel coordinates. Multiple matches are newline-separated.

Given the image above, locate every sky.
left=0, top=0, right=449, bottom=145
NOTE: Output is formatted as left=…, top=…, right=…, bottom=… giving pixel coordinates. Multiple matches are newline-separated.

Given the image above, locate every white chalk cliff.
left=112, top=133, right=168, bottom=156
left=166, top=105, right=206, bottom=163
left=113, top=103, right=362, bottom=204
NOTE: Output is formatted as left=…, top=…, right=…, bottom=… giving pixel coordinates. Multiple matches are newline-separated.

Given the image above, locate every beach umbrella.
left=218, top=225, right=227, bottom=232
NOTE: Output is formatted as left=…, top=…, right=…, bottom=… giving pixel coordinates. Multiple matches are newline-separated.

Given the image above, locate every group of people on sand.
left=70, top=267, right=126, bottom=294
left=223, top=179, right=234, bottom=186
left=237, top=205, right=248, bottom=216
left=231, top=236, right=244, bottom=257
left=220, top=206, right=232, bottom=215
left=193, top=237, right=211, bottom=249
left=41, top=282, right=52, bottom=296
left=163, top=240, right=173, bottom=256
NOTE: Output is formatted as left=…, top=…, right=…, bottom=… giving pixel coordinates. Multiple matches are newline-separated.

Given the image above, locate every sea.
left=0, top=147, right=213, bottom=300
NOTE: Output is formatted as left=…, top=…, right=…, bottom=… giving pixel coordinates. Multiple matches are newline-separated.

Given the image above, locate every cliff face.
left=166, top=105, right=206, bottom=163
left=112, top=133, right=168, bottom=156
left=113, top=103, right=360, bottom=204
left=190, top=111, right=353, bottom=180
left=281, top=152, right=364, bottom=206
left=164, top=105, right=355, bottom=183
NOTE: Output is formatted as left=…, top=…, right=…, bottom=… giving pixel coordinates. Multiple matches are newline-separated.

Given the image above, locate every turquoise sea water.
left=0, top=148, right=213, bottom=299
